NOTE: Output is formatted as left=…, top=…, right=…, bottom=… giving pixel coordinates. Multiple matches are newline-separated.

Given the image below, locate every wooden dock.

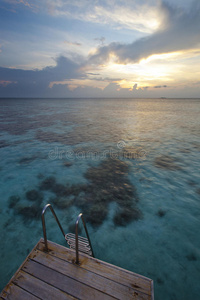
left=0, top=238, right=154, bottom=299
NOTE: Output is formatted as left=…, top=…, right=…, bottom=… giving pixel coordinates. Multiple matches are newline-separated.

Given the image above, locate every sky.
left=0, top=0, right=200, bottom=98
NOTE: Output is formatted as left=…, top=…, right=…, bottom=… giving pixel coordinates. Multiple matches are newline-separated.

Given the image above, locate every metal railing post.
left=75, top=213, right=94, bottom=264
left=41, top=204, right=66, bottom=252
left=81, top=215, right=94, bottom=258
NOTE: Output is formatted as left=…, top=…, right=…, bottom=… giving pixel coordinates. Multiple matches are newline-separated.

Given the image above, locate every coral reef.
left=19, top=156, right=38, bottom=164
left=0, top=140, right=10, bottom=149
left=16, top=205, right=41, bottom=221
left=156, top=209, right=166, bottom=217
left=63, top=161, right=73, bottom=167
left=186, top=253, right=197, bottom=261
left=26, top=189, right=43, bottom=202
left=81, top=158, right=142, bottom=226
left=196, top=188, right=200, bottom=195
left=39, top=176, right=56, bottom=190
left=7, top=157, right=142, bottom=227
left=50, top=196, right=74, bottom=209
left=38, top=158, right=142, bottom=227
left=154, top=155, right=182, bottom=171
left=8, top=195, right=20, bottom=208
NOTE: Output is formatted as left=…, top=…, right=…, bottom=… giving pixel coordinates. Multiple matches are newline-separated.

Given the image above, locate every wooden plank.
left=1, top=238, right=154, bottom=300
left=37, top=239, right=152, bottom=296
left=12, top=270, right=77, bottom=300
left=0, top=240, right=41, bottom=298
left=21, top=259, right=116, bottom=300
left=0, top=283, right=40, bottom=300
left=28, top=249, right=150, bottom=300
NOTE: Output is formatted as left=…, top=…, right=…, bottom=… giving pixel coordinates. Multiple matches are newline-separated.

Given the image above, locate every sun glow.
left=49, top=78, right=108, bottom=90
left=104, top=60, right=171, bottom=82
left=140, top=48, right=200, bottom=64
left=50, top=47, right=200, bottom=93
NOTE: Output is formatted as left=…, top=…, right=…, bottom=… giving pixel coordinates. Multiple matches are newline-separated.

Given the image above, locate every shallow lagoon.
left=0, top=98, right=200, bottom=299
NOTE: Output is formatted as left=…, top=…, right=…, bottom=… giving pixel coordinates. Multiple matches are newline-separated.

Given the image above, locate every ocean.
left=0, top=98, right=200, bottom=299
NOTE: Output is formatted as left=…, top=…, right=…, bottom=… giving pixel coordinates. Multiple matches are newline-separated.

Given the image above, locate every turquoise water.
left=0, top=98, right=200, bottom=299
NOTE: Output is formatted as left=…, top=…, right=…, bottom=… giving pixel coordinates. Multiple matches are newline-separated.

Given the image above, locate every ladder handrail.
left=41, top=204, right=94, bottom=263
left=42, top=203, right=66, bottom=251
left=75, top=213, right=94, bottom=264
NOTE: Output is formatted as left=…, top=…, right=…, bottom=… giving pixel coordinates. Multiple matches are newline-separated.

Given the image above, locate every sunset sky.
left=0, top=0, right=200, bottom=98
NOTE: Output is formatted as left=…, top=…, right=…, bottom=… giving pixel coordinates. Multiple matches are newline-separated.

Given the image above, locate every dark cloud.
left=0, top=56, right=84, bottom=97
left=86, top=72, right=101, bottom=76
left=154, top=85, right=167, bottom=88
left=0, top=56, right=82, bottom=82
left=94, top=37, right=106, bottom=46
left=88, top=1, right=200, bottom=65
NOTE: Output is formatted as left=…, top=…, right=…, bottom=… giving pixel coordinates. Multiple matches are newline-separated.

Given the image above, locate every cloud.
left=154, top=85, right=167, bottom=88
left=88, top=1, right=200, bottom=65
left=0, top=57, right=77, bottom=81
left=0, top=80, right=14, bottom=87
left=94, top=37, right=106, bottom=46
left=132, top=83, right=138, bottom=90
left=33, top=0, right=161, bottom=33
left=86, top=72, right=101, bottom=76
left=89, top=2, right=161, bottom=33
left=2, top=1, right=159, bottom=35
left=64, top=41, right=82, bottom=47
left=1, top=0, right=37, bottom=10
left=0, top=56, right=85, bottom=97
left=0, top=54, right=166, bottom=98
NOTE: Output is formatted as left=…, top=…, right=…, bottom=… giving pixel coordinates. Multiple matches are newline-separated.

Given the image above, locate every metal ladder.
left=42, top=204, right=94, bottom=264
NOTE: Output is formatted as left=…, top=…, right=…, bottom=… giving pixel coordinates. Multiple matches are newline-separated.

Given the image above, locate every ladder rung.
left=67, top=242, right=90, bottom=249
left=67, top=242, right=90, bottom=250
left=65, top=233, right=92, bottom=256
left=65, top=233, right=89, bottom=243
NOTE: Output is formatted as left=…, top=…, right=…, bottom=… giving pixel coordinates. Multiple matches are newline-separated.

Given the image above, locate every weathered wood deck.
left=0, top=238, right=154, bottom=299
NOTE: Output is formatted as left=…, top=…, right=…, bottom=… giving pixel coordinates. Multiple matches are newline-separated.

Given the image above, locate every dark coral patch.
left=39, top=175, right=87, bottom=198
left=39, top=176, right=57, bottom=190
left=37, top=173, right=45, bottom=180
left=156, top=209, right=166, bottom=217
left=16, top=205, right=41, bottom=221
left=50, top=197, right=74, bottom=209
left=84, top=203, right=108, bottom=227
left=157, top=278, right=164, bottom=285
left=82, top=158, right=142, bottom=227
left=186, top=253, right=197, bottom=261
left=154, top=155, right=182, bottom=171
left=26, top=189, right=43, bottom=202
left=19, top=153, right=47, bottom=165
left=63, top=161, right=73, bottom=167
left=196, top=188, right=200, bottom=195
left=0, top=140, right=10, bottom=149
left=113, top=207, right=141, bottom=226
left=19, top=156, right=38, bottom=164
left=51, top=183, right=67, bottom=197
left=8, top=195, right=20, bottom=208
left=187, top=180, right=197, bottom=187
left=8, top=193, right=42, bottom=223
left=85, top=158, right=129, bottom=186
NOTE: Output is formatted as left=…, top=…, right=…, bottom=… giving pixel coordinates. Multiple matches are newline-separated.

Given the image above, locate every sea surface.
left=0, top=98, right=200, bottom=299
